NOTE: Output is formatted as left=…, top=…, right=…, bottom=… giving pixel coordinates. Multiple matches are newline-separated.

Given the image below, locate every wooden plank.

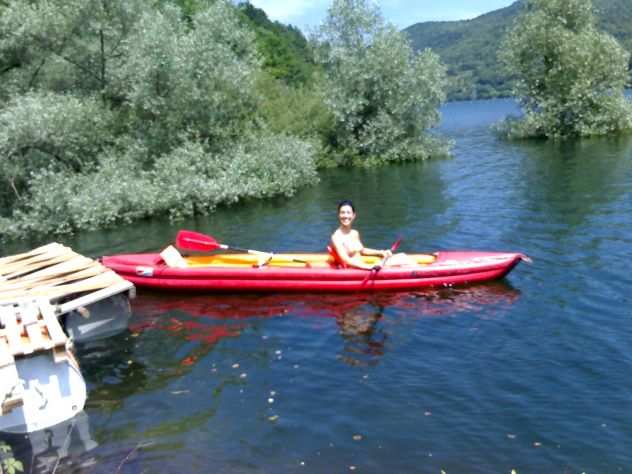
left=53, top=346, right=69, bottom=364
left=5, top=255, right=96, bottom=283
left=21, top=301, right=50, bottom=351
left=31, top=271, right=123, bottom=300
left=0, top=245, right=72, bottom=275
left=0, top=242, right=63, bottom=267
left=0, top=338, right=14, bottom=368
left=0, top=261, right=104, bottom=294
left=28, top=263, right=105, bottom=291
left=0, top=364, right=22, bottom=415
left=39, top=300, right=67, bottom=347
left=0, top=305, right=30, bottom=356
left=57, top=279, right=134, bottom=316
left=25, top=322, right=51, bottom=351
left=0, top=269, right=122, bottom=302
left=1, top=250, right=77, bottom=280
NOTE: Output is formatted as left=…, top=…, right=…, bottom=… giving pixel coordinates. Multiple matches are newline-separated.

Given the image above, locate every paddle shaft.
left=361, top=239, right=402, bottom=285
left=217, top=243, right=270, bottom=256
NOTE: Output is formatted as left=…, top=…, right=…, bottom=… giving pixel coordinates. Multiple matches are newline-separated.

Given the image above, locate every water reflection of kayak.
left=103, top=251, right=529, bottom=293
left=129, top=282, right=521, bottom=342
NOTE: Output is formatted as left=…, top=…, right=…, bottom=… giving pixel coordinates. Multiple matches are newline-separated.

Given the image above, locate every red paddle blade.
left=176, top=230, right=221, bottom=251
left=390, top=238, right=402, bottom=252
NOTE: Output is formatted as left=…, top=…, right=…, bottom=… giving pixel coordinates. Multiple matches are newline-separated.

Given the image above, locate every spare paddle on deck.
left=175, top=230, right=311, bottom=267
left=361, top=238, right=402, bottom=285
left=176, top=230, right=270, bottom=256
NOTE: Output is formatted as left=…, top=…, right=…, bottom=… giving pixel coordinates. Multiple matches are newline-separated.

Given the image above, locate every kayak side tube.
left=102, top=251, right=528, bottom=292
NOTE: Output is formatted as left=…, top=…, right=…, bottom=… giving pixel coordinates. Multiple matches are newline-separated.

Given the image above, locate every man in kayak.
left=330, top=200, right=393, bottom=270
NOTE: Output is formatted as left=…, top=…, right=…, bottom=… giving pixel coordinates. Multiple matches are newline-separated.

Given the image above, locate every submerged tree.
left=499, top=0, right=632, bottom=138
left=313, top=0, right=449, bottom=165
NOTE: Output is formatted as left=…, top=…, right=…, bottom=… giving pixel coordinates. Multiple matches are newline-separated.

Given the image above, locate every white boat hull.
left=0, top=352, right=86, bottom=433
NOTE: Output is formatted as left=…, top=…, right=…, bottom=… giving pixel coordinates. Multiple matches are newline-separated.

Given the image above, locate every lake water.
left=2, top=99, right=632, bottom=473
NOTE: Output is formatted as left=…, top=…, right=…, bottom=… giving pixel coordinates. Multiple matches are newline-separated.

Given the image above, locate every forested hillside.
left=404, top=0, right=632, bottom=100
left=238, top=2, right=317, bottom=85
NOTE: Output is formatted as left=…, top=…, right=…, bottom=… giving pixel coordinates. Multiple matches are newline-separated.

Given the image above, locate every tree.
left=0, top=0, right=317, bottom=239
left=313, top=0, right=449, bottom=165
left=499, top=0, right=632, bottom=138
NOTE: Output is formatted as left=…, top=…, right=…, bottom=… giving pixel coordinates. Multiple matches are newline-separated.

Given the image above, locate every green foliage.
left=0, top=0, right=147, bottom=99
left=498, top=0, right=632, bottom=138
left=1, top=132, right=317, bottom=238
left=0, top=92, right=113, bottom=214
left=0, top=0, right=453, bottom=240
left=0, top=442, right=23, bottom=474
left=255, top=72, right=335, bottom=163
left=115, top=1, right=261, bottom=154
left=404, top=0, right=632, bottom=100
left=238, top=2, right=318, bottom=86
left=314, top=0, right=449, bottom=165
left=0, top=0, right=318, bottom=240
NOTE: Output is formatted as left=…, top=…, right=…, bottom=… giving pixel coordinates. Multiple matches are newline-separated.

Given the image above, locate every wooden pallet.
left=0, top=299, right=71, bottom=416
left=0, top=243, right=134, bottom=314
left=1, top=243, right=135, bottom=421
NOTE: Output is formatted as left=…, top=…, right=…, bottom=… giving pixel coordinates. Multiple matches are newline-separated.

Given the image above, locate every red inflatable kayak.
left=102, top=250, right=529, bottom=293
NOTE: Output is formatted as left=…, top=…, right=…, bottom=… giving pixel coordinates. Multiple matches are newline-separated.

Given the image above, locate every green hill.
left=404, top=0, right=632, bottom=100
left=238, top=2, right=316, bottom=86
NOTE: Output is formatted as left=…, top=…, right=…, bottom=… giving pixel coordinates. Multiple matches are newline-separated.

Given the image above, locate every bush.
left=0, top=92, right=113, bottom=214
left=255, top=72, right=335, bottom=164
left=0, top=132, right=317, bottom=238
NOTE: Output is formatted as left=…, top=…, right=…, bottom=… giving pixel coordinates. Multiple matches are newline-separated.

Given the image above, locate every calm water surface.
left=2, top=99, right=632, bottom=473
